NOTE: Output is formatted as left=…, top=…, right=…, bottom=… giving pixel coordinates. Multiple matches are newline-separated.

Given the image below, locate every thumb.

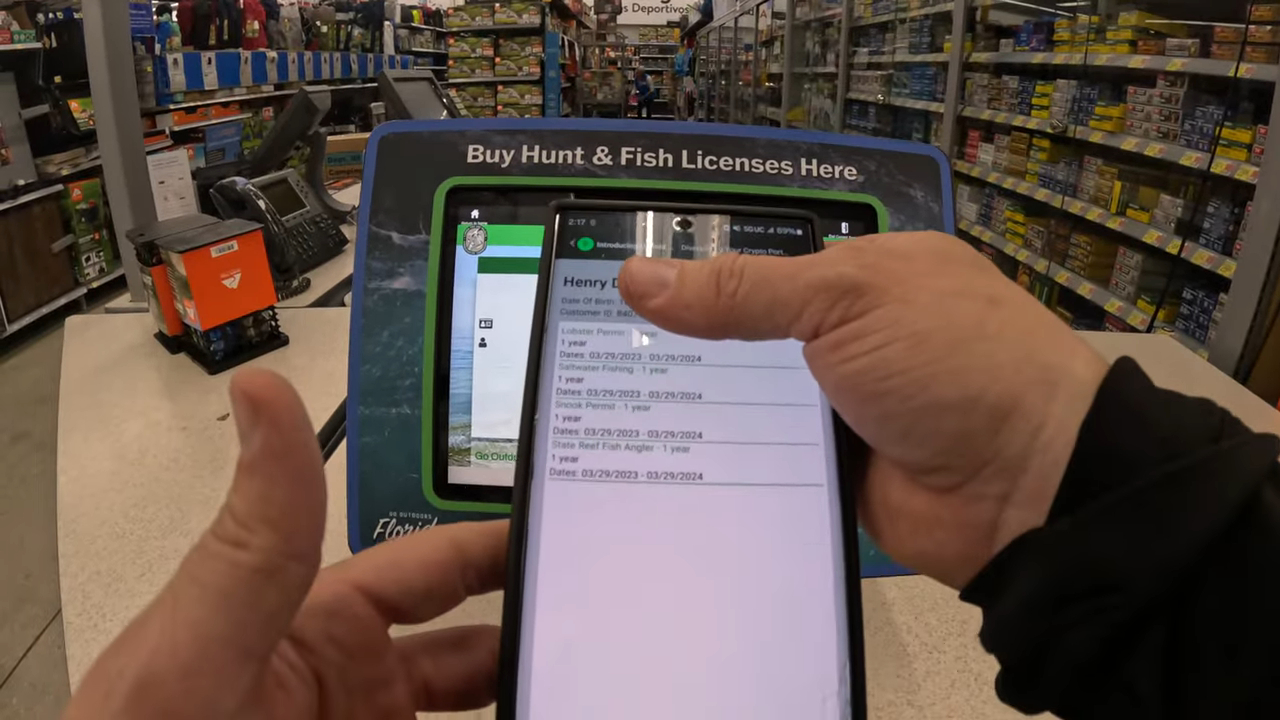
left=171, top=368, right=326, bottom=665
left=77, top=369, right=327, bottom=713
left=617, top=250, right=856, bottom=341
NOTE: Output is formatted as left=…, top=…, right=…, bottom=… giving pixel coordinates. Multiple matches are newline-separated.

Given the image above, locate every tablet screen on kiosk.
left=432, top=188, right=884, bottom=508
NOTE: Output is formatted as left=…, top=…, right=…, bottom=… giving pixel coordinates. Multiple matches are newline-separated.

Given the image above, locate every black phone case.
left=496, top=199, right=868, bottom=720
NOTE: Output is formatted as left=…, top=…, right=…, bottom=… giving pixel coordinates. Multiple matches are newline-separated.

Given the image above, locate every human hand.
left=64, top=369, right=507, bottom=720
left=618, top=232, right=1109, bottom=588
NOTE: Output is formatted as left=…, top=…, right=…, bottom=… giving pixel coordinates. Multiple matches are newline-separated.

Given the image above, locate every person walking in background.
left=634, top=69, right=656, bottom=119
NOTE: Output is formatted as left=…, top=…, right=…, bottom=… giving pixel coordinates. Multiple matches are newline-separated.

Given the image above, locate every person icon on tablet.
left=479, top=337, right=488, bottom=349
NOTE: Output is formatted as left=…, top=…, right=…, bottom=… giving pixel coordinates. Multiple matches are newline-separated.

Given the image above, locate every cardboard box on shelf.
left=498, top=35, right=544, bottom=57
left=1210, top=42, right=1243, bottom=60
left=493, top=1, right=541, bottom=25
left=495, top=104, right=542, bottom=118
left=62, top=178, right=117, bottom=285
left=445, top=4, right=493, bottom=27
left=1244, top=43, right=1280, bottom=64
left=494, top=55, right=540, bottom=77
left=1166, top=38, right=1204, bottom=57
left=323, top=132, right=370, bottom=181
left=1247, top=24, right=1280, bottom=44
left=1213, top=25, right=1247, bottom=43
left=1253, top=4, right=1280, bottom=21
left=448, top=57, right=495, bottom=79
left=450, top=84, right=497, bottom=107
left=448, top=35, right=495, bottom=58
left=495, top=82, right=542, bottom=105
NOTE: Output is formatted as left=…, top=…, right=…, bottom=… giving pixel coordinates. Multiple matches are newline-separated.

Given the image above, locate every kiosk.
left=347, top=119, right=954, bottom=580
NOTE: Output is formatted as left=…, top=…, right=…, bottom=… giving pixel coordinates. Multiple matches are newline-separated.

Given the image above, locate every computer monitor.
left=377, top=69, right=460, bottom=120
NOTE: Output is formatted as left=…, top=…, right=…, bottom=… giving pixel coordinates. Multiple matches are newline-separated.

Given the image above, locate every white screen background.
left=515, top=249, right=851, bottom=719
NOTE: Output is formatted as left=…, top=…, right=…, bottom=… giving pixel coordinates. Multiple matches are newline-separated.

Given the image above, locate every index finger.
left=322, top=520, right=509, bottom=625
left=616, top=241, right=863, bottom=342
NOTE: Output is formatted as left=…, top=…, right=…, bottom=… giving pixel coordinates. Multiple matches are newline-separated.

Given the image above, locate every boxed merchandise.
left=495, top=104, right=542, bottom=118
left=1117, top=10, right=1185, bottom=34
left=1089, top=116, right=1125, bottom=132
left=1137, top=39, right=1165, bottom=55
left=1210, top=43, right=1243, bottom=60
left=1244, top=44, right=1280, bottom=64
left=445, top=4, right=493, bottom=27
left=450, top=84, right=497, bottom=107
left=494, top=55, right=540, bottom=77
left=498, top=35, right=543, bottom=57
left=1219, top=123, right=1256, bottom=144
left=1253, top=4, right=1280, bottom=21
left=1216, top=140, right=1252, bottom=162
left=1165, top=38, right=1204, bottom=57
left=323, top=132, right=370, bottom=181
left=448, top=57, right=495, bottom=79
left=1247, top=24, right=1280, bottom=43
left=1151, top=209, right=1180, bottom=232
left=192, top=121, right=243, bottom=168
left=1126, top=103, right=1153, bottom=122
left=1148, top=106, right=1182, bottom=125
left=1213, top=25, right=1247, bottom=43
left=1127, top=86, right=1153, bottom=104
left=493, top=1, right=541, bottom=25
left=1151, top=89, right=1186, bottom=109
left=62, top=178, right=118, bottom=284
left=448, top=35, right=494, bottom=58
left=495, top=82, right=542, bottom=105
left=1157, top=73, right=1187, bottom=90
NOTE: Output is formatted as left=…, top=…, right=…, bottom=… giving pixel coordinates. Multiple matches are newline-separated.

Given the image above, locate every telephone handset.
left=210, top=169, right=349, bottom=300
left=211, top=176, right=310, bottom=299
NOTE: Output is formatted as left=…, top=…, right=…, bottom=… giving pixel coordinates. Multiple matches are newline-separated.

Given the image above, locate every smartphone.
left=499, top=200, right=867, bottom=719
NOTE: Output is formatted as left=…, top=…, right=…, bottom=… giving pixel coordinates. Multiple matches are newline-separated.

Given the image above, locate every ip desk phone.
left=210, top=168, right=349, bottom=300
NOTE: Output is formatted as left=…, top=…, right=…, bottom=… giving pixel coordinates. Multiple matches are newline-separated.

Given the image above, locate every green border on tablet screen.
left=423, top=176, right=889, bottom=513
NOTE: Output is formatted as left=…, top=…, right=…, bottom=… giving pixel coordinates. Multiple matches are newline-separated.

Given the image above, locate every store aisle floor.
left=0, top=322, right=78, bottom=719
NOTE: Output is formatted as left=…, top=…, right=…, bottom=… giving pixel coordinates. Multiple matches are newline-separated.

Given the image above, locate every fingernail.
left=624, top=258, right=677, bottom=304
left=230, top=383, right=262, bottom=453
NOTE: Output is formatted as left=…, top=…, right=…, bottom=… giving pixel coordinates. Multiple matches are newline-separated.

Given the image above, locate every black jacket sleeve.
left=960, top=357, right=1280, bottom=719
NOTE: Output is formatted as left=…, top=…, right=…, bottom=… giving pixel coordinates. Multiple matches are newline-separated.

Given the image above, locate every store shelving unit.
left=442, top=0, right=591, bottom=118
left=689, top=0, right=1280, bottom=382
left=624, top=26, right=682, bottom=120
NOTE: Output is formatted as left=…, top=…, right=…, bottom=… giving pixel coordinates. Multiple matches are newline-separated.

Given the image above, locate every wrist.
left=993, top=348, right=1110, bottom=559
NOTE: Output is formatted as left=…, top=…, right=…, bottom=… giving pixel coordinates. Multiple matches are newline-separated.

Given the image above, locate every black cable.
left=317, top=398, right=347, bottom=462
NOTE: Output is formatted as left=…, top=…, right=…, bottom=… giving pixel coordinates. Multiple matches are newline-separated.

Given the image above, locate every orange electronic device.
left=156, top=218, right=277, bottom=331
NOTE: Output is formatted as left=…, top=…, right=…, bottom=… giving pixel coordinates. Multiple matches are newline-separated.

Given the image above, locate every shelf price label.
left=1105, top=216, right=1125, bottom=230
left=1035, top=259, right=1050, bottom=273
left=1015, top=249, right=1030, bottom=262
left=1078, top=283, right=1095, bottom=299
left=1144, top=144, right=1168, bottom=159
left=1104, top=298, right=1123, bottom=314
left=1211, top=158, right=1232, bottom=175
left=1121, top=137, right=1142, bottom=151
left=1054, top=270, right=1070, bottom=285
left=1088, top=130, right=1105, bottom=143
left=1035, top=189, right=1051, bottom=201
left=1166, top=58, right=1188, bottom=71
left=1128, top=310, right=1150, bottom=329
left=1237, top=165, right=1260, bottom=183
left=1179, top=152, right=1207, bottom=169
left=1238, top=63, right=1258, bottom=78
left=1190, top=248, right=1213, bottom=267
left=1221, top=260, right=1237, bottom=279
left=1086, top=208, right=1106, bottom=222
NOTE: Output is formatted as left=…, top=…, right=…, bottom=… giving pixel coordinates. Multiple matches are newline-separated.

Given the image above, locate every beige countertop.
left=56, top=313, right=1279, bottom=718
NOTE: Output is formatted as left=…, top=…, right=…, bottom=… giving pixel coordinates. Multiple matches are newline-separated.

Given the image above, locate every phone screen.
left=514, top=206, right=852, bottom=718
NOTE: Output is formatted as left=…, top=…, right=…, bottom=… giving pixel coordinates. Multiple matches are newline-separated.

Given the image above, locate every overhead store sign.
left=618, top=0, right=688, bottom=24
